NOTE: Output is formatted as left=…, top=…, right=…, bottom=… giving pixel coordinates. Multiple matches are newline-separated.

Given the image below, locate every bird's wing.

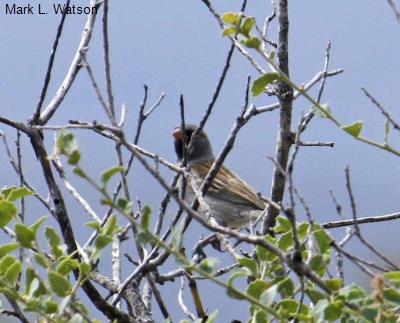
left=189, top=161, right=267, bottom=210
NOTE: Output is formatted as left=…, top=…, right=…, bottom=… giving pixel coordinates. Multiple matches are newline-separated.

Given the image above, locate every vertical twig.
left=345, top=166, right=398, bottom=270
left=262, top=0, right=294, bottom=234
left=102, top=0, right=116, bottom=124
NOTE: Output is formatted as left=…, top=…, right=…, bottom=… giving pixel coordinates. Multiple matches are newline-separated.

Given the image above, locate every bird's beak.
left=172, top=127, right=182, bottom=140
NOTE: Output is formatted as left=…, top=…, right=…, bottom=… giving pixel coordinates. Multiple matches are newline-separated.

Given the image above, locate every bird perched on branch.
left=172, top=124, right=267, bottom=228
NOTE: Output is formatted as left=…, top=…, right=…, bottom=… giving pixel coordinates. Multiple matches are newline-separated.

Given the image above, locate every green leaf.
left=277, top=231, right=294, bottom=251
left=26, top=268, right=47, bottom=297
left=15, top=224, right=35, bottom=248
left=104, top=214, right=117, bottom=236
left=256, top=235, right=278, bottom=262
left=251, top=309, right=268, bottom=323
left=383, top=271, right=400, bottom=281
left=260, top=284, right=278, bottom=306
left=339, top=284, right=366, bottom=304
left=48, top=271, right=71, bottom=297
left=241, top=16, right=255, bottom=36
left=198, top=257, right=219, bottom=275
left=94, top=234, right=113, bottom=250
left=297, top=222, right=309, bottom=241
left=141, top=206, right=152, bottom=231
left=222, top=27, right=237, bottom=37
left=79, top=262, right=91, bottom=276
left=0, top=255, right=16, bottom=275
left=311, top=299, right=329, bottom=323
left=4, top=261, right=22, bottom=284
left=324, top=300, right=343, bottom=321
left=234, top=13, right=244, bottom=25
left=56, top=258, right=79, bottom=275
left=45, top=227, right=61, bottom=248
left=244, top=35, right=261, bottom=49
left=34, top=254, right=49, bottom=268
left=27, top=277, right=39, bottom=297
left=310, top=254, right=327, bottom=276
left=1, top=186, right=15, bottom=199
left=85, top=221, right=101, bottom=231
left=30, top=215, right=48, bottom=235
left=237, top=256, right=258, bottom=277
left=384, top=288, right=400, bottom=305
left=0, top=243, right=18, bottom=258
left=341, top=121, right=363, bottom=138
left=57, top=130, right=81, bottom=164
left=204, top=309, right=218, bottom=323
left=325, top=278, right=342, bottom=292
left=251, top=73, right=280, bottom=96
left=42, top=300, right=58, bottom=314
left=305, top=288, right=325, bottom=304
left=25, top=298, right=40, bottom=311
left=0, top=200, right=17, bottom=227
left=221, top=12, right=238, bottom=24
left=311, top=103, right=331, bottom=118
left=227, top=269, right=247, bottom=300
left=171, top=220, right=185, bottom=251
left=73, top=167, right=87, bottom=178
left=313, top=229, right=331, bottom=254
left=276, top=299, right=298, bottom=316
left=6, top=187, right=34, bottom=202
left=101, top=166, right=125, bottom=186
left=68, top=150, right=81, bottom=165
left=116, top=198, right=132, bottom=213
left=247, top=280, right=269, bottom=299
left=275, top=215, right=291, bottom=233
left=277, top=277, right=294, bottom=298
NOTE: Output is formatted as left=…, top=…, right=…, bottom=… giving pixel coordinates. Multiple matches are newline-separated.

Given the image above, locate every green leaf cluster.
left=221, top=12, right=261, bottom=49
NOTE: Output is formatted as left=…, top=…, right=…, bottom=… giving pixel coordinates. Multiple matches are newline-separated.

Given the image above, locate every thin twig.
left=345, top=166, right=399, bottom=270
left=31, top=0, right=71, bottom=123
left=39, top=0, right=102, bottom=125
left=362, top=87, right=400, bottom=131
left=102, top=0, right=116, bottom=123
left=322, top=211, right=400, bottom=229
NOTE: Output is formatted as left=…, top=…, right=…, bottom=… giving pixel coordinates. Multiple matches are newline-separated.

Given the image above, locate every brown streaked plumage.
left=173, top=124, right=267, bottom=228
left=189, top=161, right=266, bottom=210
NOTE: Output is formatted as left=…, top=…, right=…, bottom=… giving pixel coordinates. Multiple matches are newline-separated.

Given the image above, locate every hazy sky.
left=1, top=0, right=400, bottom=321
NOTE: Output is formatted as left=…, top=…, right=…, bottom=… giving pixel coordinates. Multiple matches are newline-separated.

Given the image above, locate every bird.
left=172, top=124, right=267, bottom=228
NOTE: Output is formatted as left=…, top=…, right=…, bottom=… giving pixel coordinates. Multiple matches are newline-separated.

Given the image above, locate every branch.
left=31, top=0, right=71, bottom=123
left=322, top=211, right=400, bottom=229
left=91, top=272, right=153, bottom=323
left=28, top=128, right=130, bottom=322
left=38, top=0, right=102, bottom=125
left=362, top=87, right=400, bottom=131
left=262, top=0, right=294, bottom=233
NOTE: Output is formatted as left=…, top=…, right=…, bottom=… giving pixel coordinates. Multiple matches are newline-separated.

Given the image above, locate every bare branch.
left=322, top=211, right=400, bottom=229
left=262, top=0, right=294, bottom=234
left=362, top=87, right=400, bottom=131
left=345, top=166, right=399, bottom=270
left=31, top=0, right=71, bottom=123
left=39, top=0, right=102, bottom=125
